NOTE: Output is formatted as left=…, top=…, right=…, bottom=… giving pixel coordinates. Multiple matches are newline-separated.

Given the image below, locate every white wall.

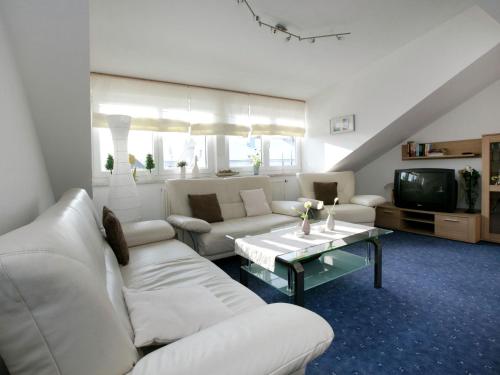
left=0, top=15, right=54, bottom=235
left=304, top=6, right=500, bottom=172
left=0, top=0, right=92, bottom=199
left=356, top=78, right=500, bottom=209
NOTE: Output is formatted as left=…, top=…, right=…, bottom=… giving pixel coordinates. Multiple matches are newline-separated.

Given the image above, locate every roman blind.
left=91, top=74, right=190, bottom=132
left=91, top=73, right=306, bottom=137
left=250, top=95, right=306, bottom=137
left=189, top=87, right=251, bottom=136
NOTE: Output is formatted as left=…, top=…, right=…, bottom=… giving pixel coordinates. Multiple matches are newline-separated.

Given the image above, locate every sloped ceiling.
left=90, top=0, right=491, bottom=100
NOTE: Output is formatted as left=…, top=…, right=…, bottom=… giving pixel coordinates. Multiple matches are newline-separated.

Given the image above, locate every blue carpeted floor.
left=214, top=231, right=500, bottom=375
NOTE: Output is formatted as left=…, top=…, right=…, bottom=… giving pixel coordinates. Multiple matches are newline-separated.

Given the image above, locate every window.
left=161, top=133, right=207, bottom=169
left=97, top=128, right=113, bottom=172
left=268, top=136, right=297, bottom=167
left=228, top=136, right=262, bottom=168
left=128, top=130, right=154, bottom=170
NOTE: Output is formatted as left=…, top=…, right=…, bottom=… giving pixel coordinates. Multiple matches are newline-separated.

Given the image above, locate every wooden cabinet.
left=376, top=203, right=481, bottom=243
left=481, top=133, right=500, bottom=243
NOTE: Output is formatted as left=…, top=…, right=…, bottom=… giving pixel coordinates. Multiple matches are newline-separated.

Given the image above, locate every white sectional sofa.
left=0, top=189, right=333, bottom=375
left=166, top=176, right=302, bottom=260
left=296, top=172, right=385, bottom=226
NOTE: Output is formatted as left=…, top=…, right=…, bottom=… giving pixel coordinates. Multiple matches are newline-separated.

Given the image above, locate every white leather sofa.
left=296, top=172, right=385, bottom=226
left=0, top=189, right=333, bottom=375
left=166, top=176, right=302, bottom=260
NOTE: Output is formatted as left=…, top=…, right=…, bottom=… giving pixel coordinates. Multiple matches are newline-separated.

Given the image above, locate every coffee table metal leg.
left=368, top=238, right=382, bottom=288
left=292, top=263, right=305, bottom=306
left=240, top=256, right=249, bottom=287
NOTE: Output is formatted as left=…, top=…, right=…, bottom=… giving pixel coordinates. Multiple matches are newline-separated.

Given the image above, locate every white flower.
left=465, top=165, right=472, bottom=173
left=304, top=201, right=312, bottom=209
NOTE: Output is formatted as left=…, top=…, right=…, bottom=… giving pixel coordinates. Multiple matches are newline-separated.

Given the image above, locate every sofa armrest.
left=298, top=197, right=324, bottom=210
left=271, top=201, right=303, bottom=217
left=350, top=195, right=386, bottom=207
left=167, top=215, right=212, bottom=234
left=121, top=220, right=176, bottom=247
left=131, top=303, right=333, bottom=375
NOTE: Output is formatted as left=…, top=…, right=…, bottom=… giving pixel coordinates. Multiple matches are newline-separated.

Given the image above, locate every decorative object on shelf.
left=177, top=160, right=187, bottom=179
left=459, top=166, right=480, bottom=213
left=105, top=154, right=114, bottom=174
left=249, top=149, right=262, bottom=175
left=297, top=201, right=312, bottom=235
left=325, top=197, right=339, bottom=231
left=192, top=156, right=200, bottom=178
left=491, top=175, right=500, bottom=185
left=236, top=0, right=350, bottom=43
left=145, top=154, right=155, bottom=174
left=128, top=154, right=138, bottom=182
left=216, top=169, right=240, bottom=177
left=106, top=115, right=141, bottom=223
left=330, top=115, right=355, bottom=134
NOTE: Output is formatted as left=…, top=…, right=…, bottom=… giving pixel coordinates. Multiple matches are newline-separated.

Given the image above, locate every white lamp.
left=106, top=114, right=142, bottom=222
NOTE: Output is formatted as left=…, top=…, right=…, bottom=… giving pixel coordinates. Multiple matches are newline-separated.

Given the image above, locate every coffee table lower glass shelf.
left=241, top=249, right=371, bottom=297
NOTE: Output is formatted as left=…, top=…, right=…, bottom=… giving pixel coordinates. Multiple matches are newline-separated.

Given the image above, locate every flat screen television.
left=394, top=168, right=457, bottom=212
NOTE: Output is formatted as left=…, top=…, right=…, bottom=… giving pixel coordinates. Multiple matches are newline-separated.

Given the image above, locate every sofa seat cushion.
left=197, top=214, right=300, bottom=257
left=316, top=204, right=375, bottom=224
left=121, top=239, right=265, bottom=316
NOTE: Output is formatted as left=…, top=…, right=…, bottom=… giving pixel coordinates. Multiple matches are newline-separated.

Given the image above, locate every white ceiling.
left=90, top=0, right=499, bottom=100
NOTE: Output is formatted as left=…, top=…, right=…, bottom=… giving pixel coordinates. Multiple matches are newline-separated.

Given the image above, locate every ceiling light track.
left=237, top=0, right=351, bottom=43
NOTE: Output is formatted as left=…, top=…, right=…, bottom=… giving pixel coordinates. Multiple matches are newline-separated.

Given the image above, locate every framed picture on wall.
left=330, top=114, right=355, bottom=134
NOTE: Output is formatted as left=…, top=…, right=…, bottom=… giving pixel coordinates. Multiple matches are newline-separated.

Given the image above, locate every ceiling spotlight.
left=286, top=35, right=291, bottom=42
left=310, top=38, right=316, bottom=43
left=336, top=35, right=343, bottom=41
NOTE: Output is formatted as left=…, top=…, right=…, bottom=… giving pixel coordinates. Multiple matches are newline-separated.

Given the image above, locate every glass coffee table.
left=226, top=221, right=392, bottom=306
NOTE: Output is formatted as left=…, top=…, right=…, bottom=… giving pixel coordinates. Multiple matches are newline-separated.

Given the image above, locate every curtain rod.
left=90, top=72, right=306, bottom=103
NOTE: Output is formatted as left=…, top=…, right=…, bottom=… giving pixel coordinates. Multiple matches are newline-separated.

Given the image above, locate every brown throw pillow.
left=313, top=182, right=338, bottom=205
left=188, top=194, right=223, bottom=223
left=102, top=206, right=129, bottom=266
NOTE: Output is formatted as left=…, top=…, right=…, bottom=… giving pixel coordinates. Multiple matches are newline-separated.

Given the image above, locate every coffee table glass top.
left=226, top=220, right=392, bottom=297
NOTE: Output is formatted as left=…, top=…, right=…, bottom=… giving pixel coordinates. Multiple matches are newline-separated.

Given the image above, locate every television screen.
left=394, top=169, right=457, bottom=212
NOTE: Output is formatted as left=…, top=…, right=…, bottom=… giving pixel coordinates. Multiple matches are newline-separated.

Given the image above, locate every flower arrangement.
left=458, top=166, right=480, bottom=213
left=128, top=154, right=137, bottom=181
left=177, top=160, right=187, bottom=168
left=145, top=154, right=155, bottom=174
left=105, top=154, right=114, bottom=174
left=298, top=201, right=312, bottom=220
left=326, top=197, right=339, bottom=216
left=249, top=150, right=262, bottom=167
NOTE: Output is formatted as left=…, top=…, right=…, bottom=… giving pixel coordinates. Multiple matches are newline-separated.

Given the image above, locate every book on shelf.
left=406, top=142, right=434, bottom=157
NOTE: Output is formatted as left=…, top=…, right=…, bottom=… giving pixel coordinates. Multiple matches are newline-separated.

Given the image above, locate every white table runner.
left=234, top=221, right=374, bottom=272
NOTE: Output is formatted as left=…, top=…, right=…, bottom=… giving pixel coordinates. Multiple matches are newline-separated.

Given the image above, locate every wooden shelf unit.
left=401, top=138, right=481, bottom=160
left=376, top=203, right=481, bottom=243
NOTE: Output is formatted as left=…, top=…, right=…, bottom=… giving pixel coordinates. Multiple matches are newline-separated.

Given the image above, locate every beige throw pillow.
left=123, top=286, right=233, bottom=347
left=240, top=188, right=272, bottom=217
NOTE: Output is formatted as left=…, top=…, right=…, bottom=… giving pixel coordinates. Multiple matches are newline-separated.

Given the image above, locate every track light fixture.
left=237, top=0, right=350, bottom=43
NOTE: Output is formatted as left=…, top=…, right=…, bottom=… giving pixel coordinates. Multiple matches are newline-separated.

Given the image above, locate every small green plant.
left=105, top=154, right=114, bottom=174
left=177, top=160, right=187, bottom=168
left=145, top=154, right=155, bottom=173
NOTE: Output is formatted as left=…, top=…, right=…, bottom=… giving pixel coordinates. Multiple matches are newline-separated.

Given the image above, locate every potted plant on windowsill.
left=177, top=160, right=187, bottom=179
left=105, top=153, right=114, bottom=179
left=249, top=150, right=262, bottom=175
left=145, top=154, right=155, bottom=180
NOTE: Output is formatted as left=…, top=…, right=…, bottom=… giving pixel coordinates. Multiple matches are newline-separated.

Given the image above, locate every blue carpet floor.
left=214, top=231, right=500, bottom=375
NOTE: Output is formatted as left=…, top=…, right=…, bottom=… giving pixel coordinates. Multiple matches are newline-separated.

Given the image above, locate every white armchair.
left=296, top=172, right=385, bottom=226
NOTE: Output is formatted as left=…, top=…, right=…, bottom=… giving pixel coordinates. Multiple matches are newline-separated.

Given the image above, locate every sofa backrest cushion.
left=166, top=176, right=273, bottom=220
left=0, top=189, right=137, bottom=375
left=296, top=172, right=355, bottom=204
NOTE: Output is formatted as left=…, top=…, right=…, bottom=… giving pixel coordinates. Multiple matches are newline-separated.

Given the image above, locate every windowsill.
left=92, top=170, right=300, bottom=187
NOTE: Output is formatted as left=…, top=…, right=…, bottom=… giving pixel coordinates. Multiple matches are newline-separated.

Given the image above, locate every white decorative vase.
left=180, top=166, right=186, bottom=179
left=325, top=213, right=335, bottom=231
left=192, top=156, right=200, bottom=178
left=106, top=115, right=142, bottom=223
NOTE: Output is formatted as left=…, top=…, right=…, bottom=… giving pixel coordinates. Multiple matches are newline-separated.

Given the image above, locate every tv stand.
left=375, top=203, right=481, bottom=243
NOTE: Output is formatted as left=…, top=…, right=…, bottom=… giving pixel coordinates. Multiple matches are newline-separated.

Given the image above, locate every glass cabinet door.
left=490, top=141, right=500, bottom=185
left=490, top=192, right=500, bottom=235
